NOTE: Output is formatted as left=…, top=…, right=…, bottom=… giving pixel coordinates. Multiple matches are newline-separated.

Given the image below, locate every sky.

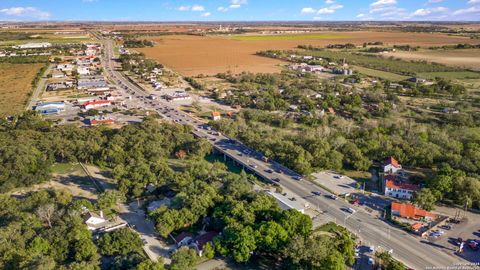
left=0, top=0, right=479, bottom=22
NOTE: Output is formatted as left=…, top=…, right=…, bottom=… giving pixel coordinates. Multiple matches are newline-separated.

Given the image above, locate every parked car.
left=439, top=225, right=451, bottom=230
left=368, top=257, right=375, bottom=265
left=368, top=246, right=375, bottom=253
left=467, top=240, right=479, bottom=250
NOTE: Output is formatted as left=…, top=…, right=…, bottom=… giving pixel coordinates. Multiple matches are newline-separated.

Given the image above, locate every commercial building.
left=391, top=202, right=437, bottom=221
left=35, top=102, right=65, bottom=114
left=16, top=42, right=52, bottom=49
left=82, top=100, right=111, bottom=110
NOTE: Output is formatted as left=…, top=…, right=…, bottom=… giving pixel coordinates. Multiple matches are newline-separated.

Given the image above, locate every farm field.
left=229, top=34, right=352, bottom=41
left=0, top=63, right=44, bottom=117
left=388, top=49, right=480, bottom=71
left=138, top=31, right=473, bottom=76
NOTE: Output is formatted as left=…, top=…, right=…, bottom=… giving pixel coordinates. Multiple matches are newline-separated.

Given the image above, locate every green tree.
left=413, top=188, right=437, bottom=211
left=97, top=228, right=143, bottom=256
left=170, top=247, right=198, bottom=270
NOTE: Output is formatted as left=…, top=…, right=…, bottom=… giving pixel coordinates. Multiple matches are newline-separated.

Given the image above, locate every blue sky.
left=0, top=0, right=479, bottom=21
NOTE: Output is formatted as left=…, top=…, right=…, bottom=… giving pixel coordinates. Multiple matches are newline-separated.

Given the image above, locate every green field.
left=352, top=65, right=409, bottom=81
left=417, top=71, right=480, bottom=80
left=229, top=34, right=351, bottom=41
left=0, top=37, right=92, bottom=46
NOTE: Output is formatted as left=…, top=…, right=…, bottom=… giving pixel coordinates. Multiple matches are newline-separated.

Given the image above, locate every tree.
left=170, top=247, right=198, bottom=270
left=413, top=188, right=437, bottom=211
left=278, top=209, right=312, bottom=238
left=135, top=260, right=165, bottom=270
left=36, top=203, right=56, bottom=228
left=256, top=221, right=289, bottom=252
left=97, top=190, right=125, bottom=213
left=97, top=228, right=143, bottom=256
left=202, top=242, right=215, bottom=259
left=215, top=226, right=257, bottom=263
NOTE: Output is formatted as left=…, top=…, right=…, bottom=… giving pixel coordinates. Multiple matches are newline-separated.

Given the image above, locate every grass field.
left=388, top=49, right=480, bottom=71
left=0, top=63, right=44, bottom=117
left=351, top=65, right=409, bottom=81
left=417, top=71, right=480, bottom=80
left=230, top=34, right=351, bottom=41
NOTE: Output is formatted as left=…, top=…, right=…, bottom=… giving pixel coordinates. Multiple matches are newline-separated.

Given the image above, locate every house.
left=147, top=198, right=171, bottom=212
left=46, top=81, right=75, bottom=92
left=391, top=202, right=437, bottom=221
left=192, top=231, right=219, bottom=256
left=83, top=100, right=111, bottom=110
left=411, top=223, right=424, bottom=232
left=57, top=64, right=74, bottom=72
left=407, top=77, right=427, bottom=84
left=84, top=211, right=108, bottom=231
left=384, top=176, right=419, bottom=200
left=383, top=156, right=402, bottom=174
left=173, top=232, right=194, bottom=248
left=211, top=111, right=221, bottom=121
left=51, top=70, right=66, bottom=78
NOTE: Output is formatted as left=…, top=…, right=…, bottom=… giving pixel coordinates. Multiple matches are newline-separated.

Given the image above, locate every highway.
left=99, top=38, right=469, bottom=269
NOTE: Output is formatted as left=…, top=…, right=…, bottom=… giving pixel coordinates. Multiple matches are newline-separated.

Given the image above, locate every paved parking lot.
left=312, top=171, right=358, bottom=195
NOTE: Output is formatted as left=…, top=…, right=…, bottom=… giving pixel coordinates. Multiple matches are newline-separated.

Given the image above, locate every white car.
left=346, top=207, right=356, bottom=214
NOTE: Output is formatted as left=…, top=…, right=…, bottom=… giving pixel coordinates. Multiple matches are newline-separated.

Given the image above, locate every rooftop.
left=391, top=202, right=436, bottom=220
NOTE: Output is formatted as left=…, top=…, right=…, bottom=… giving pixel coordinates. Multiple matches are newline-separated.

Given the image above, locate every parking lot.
left=312, top=171, right=358, bottom=195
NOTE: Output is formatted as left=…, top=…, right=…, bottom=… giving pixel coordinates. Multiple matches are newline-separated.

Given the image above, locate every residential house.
left=89, top=118, right=114, bottom=126
left=391, top=202, right=437, bottom=221
left=383, top=156, right=402, bottom=174
left=84, top=211, right=108, bottom=231
left=211, top=111, right=221, bottom=121
left=192, top=231, right=219, bottom=256
left=384, top=176, right=419, bottom=200
left=77, top=66, right=90, bottom=76
left=173, top=232, right=194, bottom=248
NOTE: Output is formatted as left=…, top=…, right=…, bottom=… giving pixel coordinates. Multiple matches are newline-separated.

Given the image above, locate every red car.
left=467, top=240, right=479, bottom=250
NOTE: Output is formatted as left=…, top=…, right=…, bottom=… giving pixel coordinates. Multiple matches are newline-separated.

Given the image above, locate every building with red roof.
left=192, top=231, right=219, bottom=256
left=173, top=232, right=193, bottom=248
left=211, top=111, right=221, bottom=121
left=384, top=176, right=419, bottom=200
left=89, top=118, right=114, bottom=126
left=383, top=156, right=402, bottom=174
left=82, top=100, right=111, bottom=110
left=391, top=202, right=437, bottom=221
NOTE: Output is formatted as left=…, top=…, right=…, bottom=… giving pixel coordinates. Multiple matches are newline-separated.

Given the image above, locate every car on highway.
left=326, top=194, right=338, bottom=200
left=344, top=207, right=356, bottom=214
left=290, top=197, right=297, bottom=201
left=293, top=176, right=303, bottom=181
left=266, top=169, right=274, bottom=173
left=250, top=164, right=258, bottom=169
left=273, top=178, right=281, bottom=183
left=312, top=191, right=321, bottom=196
left=334, top=175, right=344, bottom=179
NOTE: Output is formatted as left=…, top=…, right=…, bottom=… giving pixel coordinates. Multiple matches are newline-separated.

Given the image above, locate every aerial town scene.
left=0, top=0, right=479, bottom=270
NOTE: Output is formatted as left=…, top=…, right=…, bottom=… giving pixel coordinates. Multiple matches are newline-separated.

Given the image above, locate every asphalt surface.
left=99, top=38, right=471, bottom=270
left=27, top=64, right=53, bottom=110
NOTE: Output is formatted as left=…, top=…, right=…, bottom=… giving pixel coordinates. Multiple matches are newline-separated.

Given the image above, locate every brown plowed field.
left=388, top=49, right=480, bottom=71
left=138, top=31, right=473, bottom=76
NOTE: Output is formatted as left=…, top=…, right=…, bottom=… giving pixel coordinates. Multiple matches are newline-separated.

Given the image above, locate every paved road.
left=26, top=64, right=53, bottom=110
left=99, top=38, right=470, bottom=269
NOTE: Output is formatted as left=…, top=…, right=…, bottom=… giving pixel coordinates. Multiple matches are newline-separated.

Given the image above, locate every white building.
left=77, top=67, right=90, bottom=76
left=57, top=64, right=74, bottom=72
left=383, top=156, right=402, bottom=174
left=84, top=212, right=108, bottom=231
left=16, top=42, right=52, bottom=49
left=384, top=176, right=419, bottom=200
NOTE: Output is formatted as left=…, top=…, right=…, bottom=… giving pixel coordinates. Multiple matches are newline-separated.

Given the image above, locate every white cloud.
left=0, top=7, right=50, bottom=19
left=317, top=4, right=343, bottom=14
left=370, top=0, right=397, bottom=8
left=191, top=5, right=205, bottom=12
left=217, top=0, right=247, bottom=12
left=217, top=6, right=228, bottom=12
left=356, top=13, right=365, bottom=18
left=177, top=6, right=190, bottom=11
left=411, top=6, right=448, bottom=17
left=229, top=4, right=241, bottom=9
left=231, top=0, right=247, bottom=5
left=453, top=6, right=480, bottom=15
left=325, top=0, right=335, bottom=4
left=467, top=0, right=480, bottom=4
left=427, top=0, right=444, bottom=3
left=201, top=12, right=211, bottom=17
left=301, top=7, right=316, bottom=14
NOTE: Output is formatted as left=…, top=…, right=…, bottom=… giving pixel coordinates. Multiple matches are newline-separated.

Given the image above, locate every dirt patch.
left=138, top=32, right=472, bottom=76
left=388, top=49, right=480, bottom=71
left=0, top=63, right=43, bottom=117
